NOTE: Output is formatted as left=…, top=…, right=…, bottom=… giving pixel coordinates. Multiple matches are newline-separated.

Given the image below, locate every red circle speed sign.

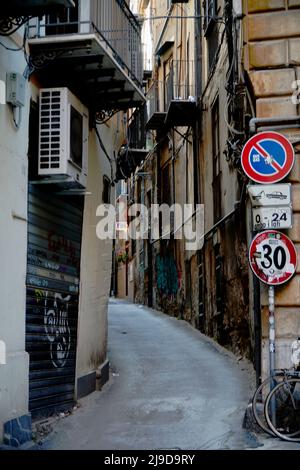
left=241, top=132, right=294, bottom=184
left=249, top=231, right=297, bottom=285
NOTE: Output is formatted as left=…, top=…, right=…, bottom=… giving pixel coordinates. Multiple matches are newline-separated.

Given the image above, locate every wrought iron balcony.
left=145, top=81, right=167, bottom=130
left=165, top=60, right=197, bottom=127
left=146, top=60, right=197, bottom=130
left=0, top=0, right=75, bottom=17
left=115, top=104, right=149, bottom=181
left=28, top=0, right=145, bottom=116
left=129, top=104, right=147, bottom=151
left=0, top=1, right=75, bottom=36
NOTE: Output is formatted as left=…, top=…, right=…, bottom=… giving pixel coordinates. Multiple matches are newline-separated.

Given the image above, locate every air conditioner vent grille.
left=38, top=87, right=88, bottom=189
left=39, top=89, right=63, bottom=171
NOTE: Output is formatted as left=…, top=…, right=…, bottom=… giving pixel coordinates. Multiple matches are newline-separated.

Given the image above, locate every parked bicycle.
left=264, top=373, right=300, bottom=442
left=252, top=338, right=300, bottom=442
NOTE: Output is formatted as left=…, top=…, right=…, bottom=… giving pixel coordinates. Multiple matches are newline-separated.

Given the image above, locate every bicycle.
left=264, top=371, right=300, bottom=442
left=252, top=369, right=291, bottom=436
left=252, top=337, right=300, bottom=440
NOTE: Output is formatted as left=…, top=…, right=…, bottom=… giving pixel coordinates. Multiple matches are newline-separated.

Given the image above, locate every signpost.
left=249, top=231, right=297, bottom=286
left=247, top=184, right=291, bottom=207
left=249, top=184, right=293, bottom=231
left=242, top=131, right=296, bottom=406
left=249, top=230, right=297, bottom=420
left=241, top=131, right=294, bottom=184
left=252, top=206, right=292, bottom=231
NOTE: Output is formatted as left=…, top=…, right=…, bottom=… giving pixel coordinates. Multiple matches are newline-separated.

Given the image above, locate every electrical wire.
left=94, top=123, right=114, bottom=183
left=224, top=96, right=244, bottom=136
left=0, top=19, right=29, bottom=56
left=12, top=105, right=22, bottom=129
left=0, top=41, right=23, bottom=51
left=144, top=15, right=225, bottom=21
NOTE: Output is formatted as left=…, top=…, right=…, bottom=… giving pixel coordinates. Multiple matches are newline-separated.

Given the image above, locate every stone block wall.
left=243, top=0, right=300, bottom=375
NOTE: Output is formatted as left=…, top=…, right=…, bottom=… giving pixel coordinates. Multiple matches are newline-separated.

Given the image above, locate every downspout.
left=141, top=174, right=145, bottom=303
left=193, top=0, right=202, bottom=206
left=249, top=116, right=300, bottom=134
left=172, top=129, right=176, bottom=207
left=195, top=0, right=202, bottom=102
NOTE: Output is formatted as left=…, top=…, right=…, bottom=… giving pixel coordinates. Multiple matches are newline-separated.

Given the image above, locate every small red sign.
left=249, top=230, right=297, bottom=285
left=241, top=132, right=294, bottom=184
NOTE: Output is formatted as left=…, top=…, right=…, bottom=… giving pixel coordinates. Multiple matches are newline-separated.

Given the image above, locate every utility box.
left=6, top=72, right=26, bottom=107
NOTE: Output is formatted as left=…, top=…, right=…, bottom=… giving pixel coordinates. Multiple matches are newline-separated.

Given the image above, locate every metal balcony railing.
left=146, top=82, right=160, bottom=118
left=28, top=0, right=143, bottom=87
left=146, top=60, right=196, bottom=117
left=165, top=59, right=196, bottom=108
left=128, top=104, right=147, bottom=150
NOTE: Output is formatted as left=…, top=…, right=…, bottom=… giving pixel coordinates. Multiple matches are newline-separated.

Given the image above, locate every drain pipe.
left=249, top=116, right=300, bottom=135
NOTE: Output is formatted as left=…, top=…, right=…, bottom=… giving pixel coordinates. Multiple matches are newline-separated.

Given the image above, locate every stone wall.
left=243, top=0, right=300, bottom=374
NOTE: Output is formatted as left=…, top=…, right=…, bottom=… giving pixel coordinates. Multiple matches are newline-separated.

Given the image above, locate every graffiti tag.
left=156, top=254, right=179, bottom=296
left=48, top=231, right=79, bottom=269
left=44, top=291, right=71, bottom=369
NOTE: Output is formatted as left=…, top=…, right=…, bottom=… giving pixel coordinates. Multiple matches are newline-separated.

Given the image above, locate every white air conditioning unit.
left=38, top=87, right=88, bottom=188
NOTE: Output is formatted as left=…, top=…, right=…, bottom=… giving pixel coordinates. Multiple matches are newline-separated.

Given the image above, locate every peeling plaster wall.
left=199, top=0, right=251, bottom=358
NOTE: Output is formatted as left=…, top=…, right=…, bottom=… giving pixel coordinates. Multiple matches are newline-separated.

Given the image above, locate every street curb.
left=243, top=400, right=264, bottom=434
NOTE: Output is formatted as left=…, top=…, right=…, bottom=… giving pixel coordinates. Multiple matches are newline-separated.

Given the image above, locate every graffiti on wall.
left=156, top=254, right=179, bottom=296
left=43, top=291, right=71, bottom=369
left=48, top=231, right=79, bottom=269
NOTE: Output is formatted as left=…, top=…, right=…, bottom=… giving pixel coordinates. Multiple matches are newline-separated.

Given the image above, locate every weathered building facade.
left=0, top=0, right=144, bottom=445
left=117, top=0, right=253, bottom=359
left=116, top=0, right=300, bottom=384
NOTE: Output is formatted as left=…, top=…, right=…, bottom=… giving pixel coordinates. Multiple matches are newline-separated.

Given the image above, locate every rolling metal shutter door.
left=26, top=184, right=83, bottom=419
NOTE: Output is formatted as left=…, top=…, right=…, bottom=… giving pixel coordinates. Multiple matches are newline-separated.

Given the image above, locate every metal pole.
left=141, top=176, right=145, bottom=303
left=269, top=285, right=275, bottom=374
left=268, top=285, right=276, bottom=424
left=253, top=275, right=261, bottom=388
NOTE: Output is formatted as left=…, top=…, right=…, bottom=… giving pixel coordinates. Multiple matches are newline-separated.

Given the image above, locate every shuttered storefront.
left=26, top=184, right=83, bottom=418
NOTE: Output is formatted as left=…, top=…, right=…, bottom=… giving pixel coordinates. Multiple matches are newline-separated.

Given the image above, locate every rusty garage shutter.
left=26, top=184, right=83, bottom=418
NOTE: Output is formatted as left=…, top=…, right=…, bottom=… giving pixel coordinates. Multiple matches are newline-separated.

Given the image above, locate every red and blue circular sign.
left=241, top=132, right=294, bottom=184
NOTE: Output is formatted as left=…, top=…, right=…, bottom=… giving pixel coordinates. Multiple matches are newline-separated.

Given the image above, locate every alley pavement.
left=43, top=299, right=299, bottom=450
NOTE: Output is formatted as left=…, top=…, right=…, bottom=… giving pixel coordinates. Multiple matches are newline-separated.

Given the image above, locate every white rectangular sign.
left=248, top=184, right=291, bottom=207
left=116, top=221, right=128, bottom=231
left=253, top=206, right=292, bottom=231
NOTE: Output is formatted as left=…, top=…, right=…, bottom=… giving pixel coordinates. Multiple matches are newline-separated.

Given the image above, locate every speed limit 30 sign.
left=249, top=230, right=297, bottom=285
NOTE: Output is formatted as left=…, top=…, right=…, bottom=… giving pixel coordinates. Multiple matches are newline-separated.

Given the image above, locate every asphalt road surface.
left=44, top=299, right=299, bottom=450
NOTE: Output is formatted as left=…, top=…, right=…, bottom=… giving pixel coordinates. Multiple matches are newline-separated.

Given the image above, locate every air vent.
left=39, top=89, right=63, bottom=171
left=38, top=87, right=88, bottom=188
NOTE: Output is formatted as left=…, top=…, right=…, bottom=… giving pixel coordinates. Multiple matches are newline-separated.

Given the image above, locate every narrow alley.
left=1, top=0, right=300, bottom=459
left=44, top=299, right=256, bottom=450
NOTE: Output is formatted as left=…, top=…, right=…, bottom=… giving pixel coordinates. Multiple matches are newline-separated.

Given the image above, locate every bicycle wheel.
left=252, top=372, right=285, bottom=435
left=264, top=378, right=300, bottom=442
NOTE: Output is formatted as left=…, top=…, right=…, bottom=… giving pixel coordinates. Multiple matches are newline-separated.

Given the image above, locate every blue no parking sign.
left=241, top=132, right=294, bottom=184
